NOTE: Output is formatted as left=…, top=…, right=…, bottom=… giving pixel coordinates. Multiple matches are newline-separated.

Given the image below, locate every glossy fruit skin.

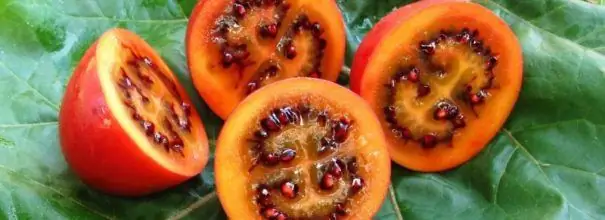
left=59, top=29, right=209, bottom=196
left=350, top=1, right=523, bottom=172
left=215, top=78, right=391, bottom=219
left=186, top=0, right=346, bottom=119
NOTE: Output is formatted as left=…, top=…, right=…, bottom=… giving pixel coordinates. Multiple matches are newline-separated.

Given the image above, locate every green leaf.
left=337, top=0, right=605, bottom=219
left=2, top=0, right=605, bottom=219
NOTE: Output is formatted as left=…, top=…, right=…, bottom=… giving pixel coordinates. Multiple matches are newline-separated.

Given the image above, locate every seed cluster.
left=383, top=28, right=498, bottom=148
left=212, top=0, right=327, bottom=95
left=117, top=54, right=192, bottom=155
left=248, top=104, right=364, bottom=219
left=281, top=14, right=327, bottom=78
left=253, top=157, right=363, bottom=219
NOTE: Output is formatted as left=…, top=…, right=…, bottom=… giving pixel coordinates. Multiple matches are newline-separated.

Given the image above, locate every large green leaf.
left=1, top=0, right=604, bottom=219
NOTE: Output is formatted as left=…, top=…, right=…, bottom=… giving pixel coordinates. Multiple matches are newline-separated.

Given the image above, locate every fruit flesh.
left=59, top=29, right=209, bottom=196
left=353, top=2, right=522, bottom=171
left=97, top=29, right=208, bottom=175
left=187, top=0, right=345, bottom=119
left=215, top=78, right=390, bottom=219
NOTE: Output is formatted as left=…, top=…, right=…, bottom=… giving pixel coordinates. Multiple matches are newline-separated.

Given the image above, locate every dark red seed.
left=274, top=109, right=290, bottom=126
left=347, top=158, right=358, bottom=174
left=266, top=65, right=279, bottom=77
left=256, top=184, right=272, bottom=206
left=350, top=176, right=364, bottom=193
left=310, top=22, right=323, bottom=37
left=280, top=148, right=296, bottom=162
left=257, top=196, right=272, bottom=207
left=408, top=67, right=420, bottom=83
left=132, top=113, right=142, bottom=121
left=401, top=127, right=413, bottom=140
left=178, top=118, right=190, bottom=131
left=153, top=132, right=169, bottom=149
left=321, top=173, right=336, bottom=190
left=318, top=39, right=327, bottom=50
left=470, top=39, right=483, bottom=51
left=233, top=3, right=246, bottom=17
left=276, top=213, right=288, bottom=220
left=319, top=137, right=337, bottom=153
left=447, top=105, right=460, bottom=118
left=141, top=120, right=154, bottom=135
left=317, top=111, right=328, bottom=126
left=470, top=90, right=486, bottom=104
left=262, top=152, right=279, bottom=166
left=255, top=129, right=269, bottom=139
left=261, top=117, right=281, bottom=132
left=222, top=52, right=234, bottom=67
left=248, top=81, right=259, bottom=94
left=384, top=105, right=396, bottom=118
left=258, top=184, right=271, bottom=198
left=386, top=78, right=397, bottom=88
left=262, top=207, right=280, bottom=219
left=335, top=203, right=347, bottom=215
left=328, top=213, right=339, bottom=220
left=280, top=181, right=298, bottom=199
left=421, top=135, right=438, bottom=148
left=437, top=33, right=448, bottom=42
left=171, top=141, right=185, bottom=155
left=434, top=108, right=448, bottom=120
left=181, top=102, right=191, bottom=116
left=419, top=40, right=436, bottom=55
left=120, top=76, right=133, bottom=88
left=282, top=107, right=299, bottom=123
left=143, top=57, right=154, bottom=67
left=233, top=50, right=250, bottom=62
left=417, top=84, right=431, bottom=97
left=457, top=28, right=472, bottom=43
left=486, top=56, right=498, bottom=70
left=260, top=24, right=278, bottom=38
left=332, top=119, right=351, bottom=143
left=452, top=115, right=466, bottom=129
left=309, top=72, right=320, bottom=78
left=285, top=43, right=297, bottom=59
left=329, top=160, right=343, bottom=178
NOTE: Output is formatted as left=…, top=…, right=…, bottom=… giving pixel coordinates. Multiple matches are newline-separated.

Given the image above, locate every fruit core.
left=112, top=48, right=196, bottom=160
left=211, top=0, right=327, bottom=94
left=246, top=103, right=364, bottom=219
left=384, top=28, right=498, bottom=148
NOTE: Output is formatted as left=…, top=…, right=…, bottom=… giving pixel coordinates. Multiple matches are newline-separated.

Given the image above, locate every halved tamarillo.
left=59, top=28, right=209, bottom=196
left=215, top=78, right=390, bottom=219
left=350, top=1, right=523, bottom=172
left=186, top=0, right=346, bottom=119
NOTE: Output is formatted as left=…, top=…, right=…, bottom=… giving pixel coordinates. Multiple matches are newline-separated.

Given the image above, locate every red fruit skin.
left=58, top=43, right=186, bottom=197
left=350, top=0, right=468, bottom=93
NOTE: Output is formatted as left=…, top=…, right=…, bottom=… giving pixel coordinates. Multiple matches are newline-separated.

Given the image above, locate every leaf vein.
left=503, top=129, right=598, bottom=220
left=0, top=121, right=58, bottom=128
left=485, top=0, right=605, bottom=58
left=388, top=184, right=404, bottom=220
left=0, top=62, right=60, bottom=111
left=492, top=146, right=518, bottom=204
left=166, top=191, right=218, bottom=220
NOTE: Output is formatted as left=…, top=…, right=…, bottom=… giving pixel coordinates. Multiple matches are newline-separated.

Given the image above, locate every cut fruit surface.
left=215, top=78, right=390, bottom=219
left=59, top=28, right=209, bottom=196
left=186, top=0, right=346, bottom=119
left=350, top=0, right=523, bottom=172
